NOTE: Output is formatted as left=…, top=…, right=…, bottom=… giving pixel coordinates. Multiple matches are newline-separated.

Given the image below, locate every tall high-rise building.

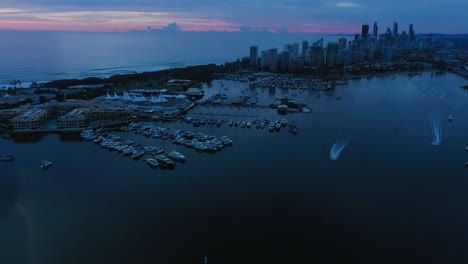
left=292, top=43, right=300, bottom=57
left=281, top=51, right=291, bottom=71
left=302, top=41, right=309, bottom=57
left=268, top=49, right=278, bottom=72
left=310, top=46, right=324, bottom=68
left=338, top=37, right=347, bottom=50
left=261, top=51, right=269, bottom=69
left=409, top=24, right=415, bottom=42
left=326, top=43, right=339, bottom=67
left=312, top=38, right=324, bottom=49
left=393, top=21, right=398, bottom=37
left=249, top=46, right=258, bottom=67
left=361, top=24, right=369, bottom=38
left=373, top=22, right=378, bottom=37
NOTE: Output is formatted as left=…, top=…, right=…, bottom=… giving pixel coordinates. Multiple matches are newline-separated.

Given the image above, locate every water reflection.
left=0, top=172, right=30, bottom=264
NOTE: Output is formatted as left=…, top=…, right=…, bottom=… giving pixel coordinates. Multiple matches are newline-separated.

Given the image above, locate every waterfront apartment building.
left=261, top=51, right=269, bottom=69
left=57, top=108, right=89, bottom=129
left=310, top=46, right=324, bottom=68
left=11, top=109, right=49, bottom=130
left=249, top=46, right=258, bottom=67
left=373, top=22, right=378, bottom=38
left=361, top=24, right=369, bottom=38
left=268, top=49, right=278, bottom=72
left=326, top=43, right=339, bottom=67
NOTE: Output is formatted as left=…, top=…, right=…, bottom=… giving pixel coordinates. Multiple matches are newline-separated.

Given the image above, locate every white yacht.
left=167, top=150, right=186, bottom=162
left=448, top=115, right=453, bottom=122
left=40, top=160, right=52, bottom=169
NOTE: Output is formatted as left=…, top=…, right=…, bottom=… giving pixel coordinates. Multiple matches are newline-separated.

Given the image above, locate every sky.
left=0, top=0, right=466, bottom=34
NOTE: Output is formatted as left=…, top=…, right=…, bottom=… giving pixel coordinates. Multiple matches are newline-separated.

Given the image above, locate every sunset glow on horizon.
left=0, top=0, right=466, bottom=34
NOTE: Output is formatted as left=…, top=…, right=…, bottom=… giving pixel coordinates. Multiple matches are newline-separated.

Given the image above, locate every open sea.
left=0, top=31, right=341, bottom=85
left=1, top=70, right=468, bottom=263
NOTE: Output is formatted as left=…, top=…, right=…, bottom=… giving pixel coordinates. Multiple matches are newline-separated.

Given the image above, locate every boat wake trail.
left=329, top=137, right=349, bottom=160
left=430, top=114, right=442, bottom=146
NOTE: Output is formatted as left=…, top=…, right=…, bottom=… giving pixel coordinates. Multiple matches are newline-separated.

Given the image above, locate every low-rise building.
left=11, top=109, right=49, bottom=130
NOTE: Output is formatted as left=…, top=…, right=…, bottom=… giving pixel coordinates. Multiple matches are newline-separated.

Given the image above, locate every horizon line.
left=0, top=28, right=466, bottom=35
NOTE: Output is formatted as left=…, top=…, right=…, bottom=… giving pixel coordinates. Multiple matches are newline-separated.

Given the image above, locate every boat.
left=465, top=146, right=468, bottom=151
left=268, top=124, right=275, bottom=132
left=145, top=158, right=159, bottom=168
left=289, top=125, right=299, bottom=135
left=155, top=154, right=176, bottom=168
left=228, top=120, right=233, bottom=127
left=0, top=154, right=15, bottom=162
left=448, top=115, right=453, bottom=122
left=40, top=160, right=52, bottom=169
left=246, top=121, right=251, bottom=128
left=275, top=122, right=281, bottom=131
left=240, top=121, right=246, bottom=128
left=131, top=149, right=145, bottom=160
left=167, top=150, right=186, bottom=162
left=280, top=119, right=288, bottom=126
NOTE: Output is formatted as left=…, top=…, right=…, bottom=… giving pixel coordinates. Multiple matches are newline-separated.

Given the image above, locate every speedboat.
left=246, top=121, right=251, bottom=128
left=145, top=158, right=159, bottom=168
left=228, top=120, right=233, bottom=127
left=280, top=119, right=288, bottom=126
left=448, top=115, right=453, bottom=122
left=40, top=160, right=52, bottom=169
left=0, top=154, right=15, bottom=162
left=155, top=154, right=175, bottom=168
left=167, top=150, right=186, bottom=162
left=465, top=146, right=468, bottom=151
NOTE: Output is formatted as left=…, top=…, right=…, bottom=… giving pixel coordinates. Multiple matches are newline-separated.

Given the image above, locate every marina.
left=1, top=72, right=468, bottom=263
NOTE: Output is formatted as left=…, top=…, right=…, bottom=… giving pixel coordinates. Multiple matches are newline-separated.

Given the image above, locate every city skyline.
left=0, top=0, right=466, bottom=34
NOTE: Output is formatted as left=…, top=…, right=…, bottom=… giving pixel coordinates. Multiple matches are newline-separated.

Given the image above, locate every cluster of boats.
left=226, top=117, right=292, bottom=133
left=183, top=116, right=298, bottom=134
left=126, top=123, right=234, bottom=153
left=81, top=129, right=187, bottom=169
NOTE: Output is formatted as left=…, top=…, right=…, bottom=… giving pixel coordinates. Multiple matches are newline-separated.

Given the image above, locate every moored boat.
left=145, top=158, right=159, bottom=168
left=155, top=154, right=176, bottom=168
left=167, top=150, right=186, bottom=162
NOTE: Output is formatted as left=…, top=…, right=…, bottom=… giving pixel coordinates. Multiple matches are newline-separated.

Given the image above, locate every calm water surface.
left=1, top=72, right=468, bottom=263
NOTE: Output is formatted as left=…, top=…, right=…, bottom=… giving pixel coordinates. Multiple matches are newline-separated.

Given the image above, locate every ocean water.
left=1, top=72, right=468, bottom=263
left=0, top=31, right=341, bottom=84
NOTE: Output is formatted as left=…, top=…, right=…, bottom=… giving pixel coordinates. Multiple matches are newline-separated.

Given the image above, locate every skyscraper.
left=268, top=49, right=278, bottom=72
left=409, top=24, right=415, bottom=42
left=326, top=43, right=339, bottom=67
left=249, top=46, right=258, bottom=67
left=261, top=51, right=269, bottom=69
left=373, top=22, right=378, bottom=38
left=310, top=46, right=324, bottom=68
left=361, top=24, right=369, bottom=38
left=393, top=21, right=398, bottom=37
left=338, top=37, right=347, bottom=50
left=302, top=41, right=309, bottom=58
